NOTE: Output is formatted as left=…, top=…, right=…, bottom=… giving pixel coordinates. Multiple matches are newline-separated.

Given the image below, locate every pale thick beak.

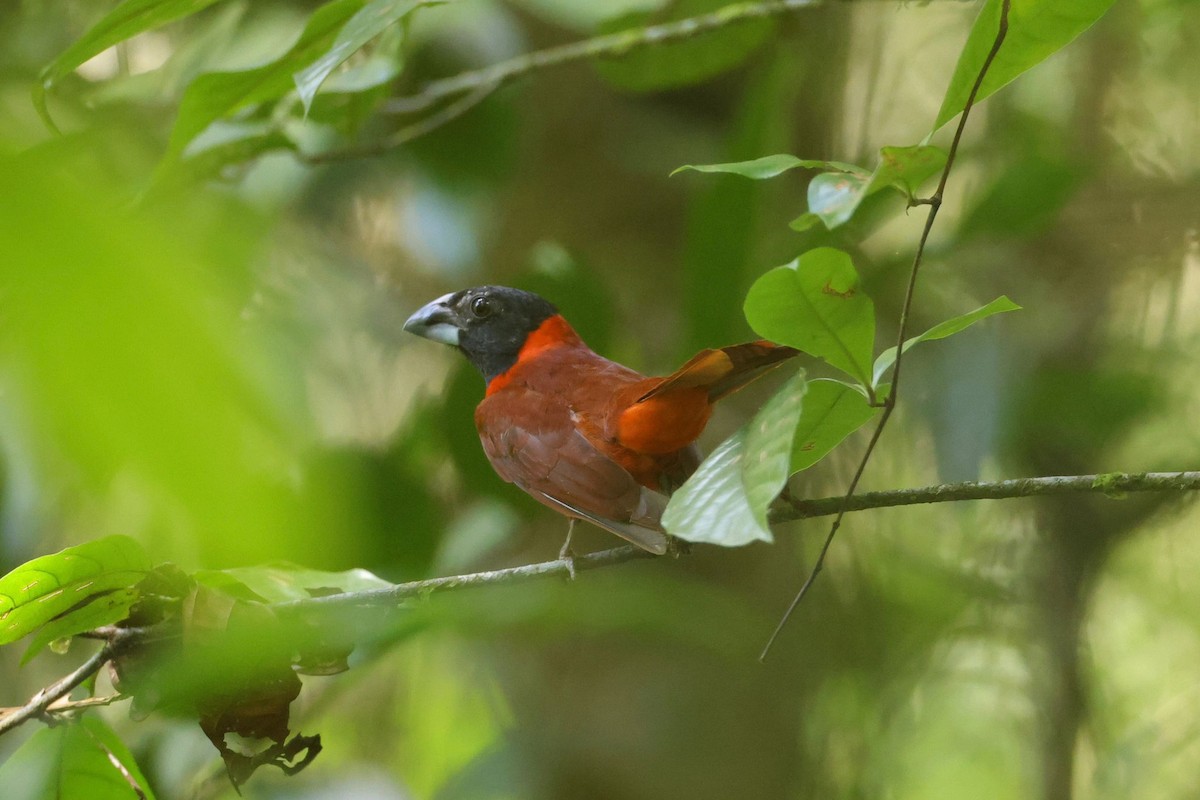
left=403, top=293, right=464, bottom=346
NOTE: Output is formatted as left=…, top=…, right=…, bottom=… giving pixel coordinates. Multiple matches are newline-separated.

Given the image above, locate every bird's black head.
left=403, top=286, right=560, bottom=382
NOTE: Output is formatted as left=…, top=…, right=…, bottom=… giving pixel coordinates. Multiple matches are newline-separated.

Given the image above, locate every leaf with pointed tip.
left=672, top=155, right=864, bottom=180
left=293, top=0, right=431, bottom=115
left=934, top=0, right=1117, bottom=130
left=0, top=536, right=150, bottom=645
left=162, top=0, right=367, bottom=167
left=35, top=0, right=225, bottom=130
left=872, top=296, right=1021, bottom=386
left=744, top=247, right=875, bottom=387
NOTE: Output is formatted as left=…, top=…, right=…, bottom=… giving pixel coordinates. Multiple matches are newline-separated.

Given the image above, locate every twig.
left=382, top=0, right=820, bottom=116
left=272, top=545, right=653, bottom=614
left=2, top=468, right=1192, bottom=731
left=0, top=644, right=114, bottom=736
left=759, top=0, right=1012, bottom=661
left=301, top=80, right=499, bottom=165
left=0, top=694, right=125, bottom=717
left=262, top=470, right=1200, bottom=616
left=302, top=0, right=819, bottom=164
left=772, top=472, right=1200, bottom=521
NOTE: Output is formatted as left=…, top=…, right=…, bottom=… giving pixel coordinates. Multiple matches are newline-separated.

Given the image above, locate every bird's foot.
left=559, top=520, right=577, bottom=580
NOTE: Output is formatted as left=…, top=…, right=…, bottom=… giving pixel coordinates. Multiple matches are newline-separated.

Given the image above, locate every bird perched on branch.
left=404, top=286, right=798, bottom=558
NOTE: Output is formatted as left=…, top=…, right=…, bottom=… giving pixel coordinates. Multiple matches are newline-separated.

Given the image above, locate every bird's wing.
left=476, top=388, right=670, bottom=554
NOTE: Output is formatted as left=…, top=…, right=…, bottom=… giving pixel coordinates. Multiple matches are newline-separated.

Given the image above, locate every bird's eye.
left=470, top=296, right=494, bottom=318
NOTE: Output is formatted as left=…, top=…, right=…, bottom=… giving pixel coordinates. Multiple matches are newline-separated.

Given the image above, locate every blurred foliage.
left=2, top=0, right=1200, bottom=798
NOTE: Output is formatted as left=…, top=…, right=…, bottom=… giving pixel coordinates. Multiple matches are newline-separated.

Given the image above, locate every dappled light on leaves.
left=2, top=0, right=1199, bottom=798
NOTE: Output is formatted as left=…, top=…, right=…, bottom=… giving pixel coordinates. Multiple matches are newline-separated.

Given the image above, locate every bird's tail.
left=636, top=341, right=800, bottom=404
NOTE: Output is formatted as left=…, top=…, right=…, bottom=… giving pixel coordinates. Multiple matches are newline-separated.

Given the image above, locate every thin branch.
left=772, top=471, right=1200, bottom=521
left=272, top=545, right=653, bottom=614
left=760, top=0, right=1013, bottom=661
left=264, top=471, right=1200, bottom=617
left=302, top=0, right=819, bottom=164
left=383, top=0, right=821, bottom=116
left=0, top=694, right=125, bottom=717
left=0, top=644, right=114, bottom=736
left=301, top=80, right=499, bottom=165
left=3, top=469, right=1193, bottom=731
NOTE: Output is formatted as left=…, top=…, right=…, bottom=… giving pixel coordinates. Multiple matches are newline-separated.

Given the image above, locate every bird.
left=404, top=286, right=798, bottom=559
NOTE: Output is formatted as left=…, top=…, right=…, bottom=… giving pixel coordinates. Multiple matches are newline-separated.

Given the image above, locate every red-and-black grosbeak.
left=405, top=286, right=797, bottom=555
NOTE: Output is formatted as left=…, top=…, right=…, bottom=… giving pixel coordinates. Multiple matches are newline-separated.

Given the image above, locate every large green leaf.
left=293, top=0, right=430, bottom=114
left=665, top=370, right=806, bottom=546
left=164, top=0, right=367, bottom=163
left=742, top=369, right=807, bottom=530
left=662, top=431, right=769, bottom=547
left=0, top=716, right=156, bottom=800
left=790, top=378, right=881, bottom=474
left=0, top=536, right=150, bottom=646
left=934, top=0, right=1118, bottom=130
left=593, top=0, right=774, bottom=92
left=744, top=248, right=876, bottom=386
left=35, top=0, right=226, bottom=128
left=672, top=154, right=865, bottom=180
left=872, top=296, right=1021, bottom=386
left=1, top=147, right=355, bottom=568
left=807, top=145, right=946, bottom=229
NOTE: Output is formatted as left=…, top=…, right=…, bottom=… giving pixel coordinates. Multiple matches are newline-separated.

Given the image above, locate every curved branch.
left=303, top=0, right=819, bottom=164
left=382, top=0, right=820, bottom=116
left=0, top=644, right=114, bottom=736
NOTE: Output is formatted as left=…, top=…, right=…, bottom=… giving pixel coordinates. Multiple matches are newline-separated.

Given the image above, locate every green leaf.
left=872, top=296, right=1021, bottom=386
left=934, top=0, right=1118, bottom=130
left=742, top=370, right=807, bottom=530
left=790, top=378, right=881, bottom=473
left=163, top=0, right=368, bottom=165
left=35, top=0, right=225, bottom=129
left=807, top=145, right=946, bottom=228
left=21, top=588, right=140, bottom=665
left=593, top=0, right=774, bottom=93
left=788, top=212, right=824, bottom=233
left=196, top=562, right=393, bottom=604
left=0, top=716, right=156, bottom=799
left=665, top=370, right=806, bottom=547
left=151, top=121, right=297, bottom=193
left=744, top=247, right=876, bottom=386
left=0, top=536, right=150, bottom=646
left=671, top=154, right=865, bottom=180
left=663, top=430, right=771, bottom=547
left=293, top=0, right=430, bottom=115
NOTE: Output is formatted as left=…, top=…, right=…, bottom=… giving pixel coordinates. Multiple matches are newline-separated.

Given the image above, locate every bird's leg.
left=559, top=519, right=577, bottom=580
